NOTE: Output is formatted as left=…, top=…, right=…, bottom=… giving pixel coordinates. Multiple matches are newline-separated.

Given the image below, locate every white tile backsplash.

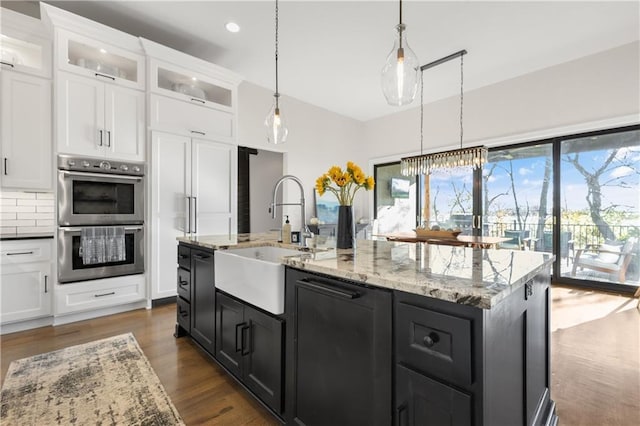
left=0, top=191, right=54, bottom=234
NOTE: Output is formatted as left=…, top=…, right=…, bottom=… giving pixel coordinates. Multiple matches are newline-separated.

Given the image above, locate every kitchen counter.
left=178, top=233, right=553, bottom=309
left=1, top=232, right=55, bottom=241
left=283, top=240, right=553, bottom=309
left=177, top=232, right=306, bottom=251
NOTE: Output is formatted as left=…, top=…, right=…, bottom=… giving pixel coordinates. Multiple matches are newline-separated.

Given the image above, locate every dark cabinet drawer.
left=178, top=244, right=190, bottom=270
left=177, top=267, right=191, bottom=302
left=396, top=301, right=473, bottom=387
left=177, top=296, right=191, bottom=333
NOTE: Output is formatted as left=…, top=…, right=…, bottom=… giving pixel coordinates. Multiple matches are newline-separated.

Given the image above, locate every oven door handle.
left=59, top=226, right=144, bottom=233
left=59, top=170, right=143, bottom=181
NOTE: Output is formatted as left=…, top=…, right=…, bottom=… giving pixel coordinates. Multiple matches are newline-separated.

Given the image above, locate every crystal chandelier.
left=265, top=0, right=289, bottom=144
left=401, top=50, right=487, bottom=176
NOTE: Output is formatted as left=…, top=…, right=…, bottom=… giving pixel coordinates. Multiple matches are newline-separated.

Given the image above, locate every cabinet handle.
left=193, top=197, right=198, bottom=234
left=241, top=324, right=251, bottom=356
left=185, top=196, right=191, bottom=234
left=1, top=61, right=15, bottom=68
left=296, top=278, right=360, bottom=299
left=235, top=322, right=246, bottom=352
left=190, top=130, right=206, bottom=136
left=3, top=157, right=7, bottom=175
left=179, top=308, right=189, bottom=318
left=525, top=281, right=533, bottom=300
left=98, top=129, right=103, bottom=146
left=94, top=292, right=115, bottom=298
left=106, top=130, right=111, bottom=147
left=178, top=279, right=188, bottom=288
left=190, top=98, right=205, bottom=104
left=44, top=275, right=48, bottom=293
left=178, top=254, right=188, bottom=260
left=95, top=72, right=115, bottom=81
left=397, top=403, right=407, bottom=426
left=7, top=251, right=34, bottom=256
left=192, top=253, right=209, bottom=260
left=423, top=332, right=440, bottom=348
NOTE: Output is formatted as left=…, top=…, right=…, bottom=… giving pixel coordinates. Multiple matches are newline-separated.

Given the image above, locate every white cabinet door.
left=1, top=261, right=52, bottom=323
left=1, top=71, right=52, bottom=190
left=57, top=72, right=144, bottom=161
left=151, top=131, right=191, bottom=300
left=57, top=71, right=105, bottom=157
left=149, top=94, right=234, bottom=142
left=191, top=139, right=237, bottom=239
left=104, top=85, right=145, bottom=161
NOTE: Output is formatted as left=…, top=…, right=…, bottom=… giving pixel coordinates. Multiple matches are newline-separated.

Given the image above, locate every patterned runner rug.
left=1, top=333, right=184, bottom=425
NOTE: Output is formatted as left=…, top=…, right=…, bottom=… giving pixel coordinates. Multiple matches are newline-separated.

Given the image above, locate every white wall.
left=362, top=41, right=640, bottom=218
left=238, top=43, right=639, bottom=227
left=237, top=81, right=367, bottom=230
left=250, top=149, right=284, bottom=233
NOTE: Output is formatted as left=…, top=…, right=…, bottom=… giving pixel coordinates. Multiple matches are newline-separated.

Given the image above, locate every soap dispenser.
left=282, top=215, right=292, bottom=244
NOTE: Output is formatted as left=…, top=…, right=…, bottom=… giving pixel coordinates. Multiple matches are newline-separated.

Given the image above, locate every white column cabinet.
left=1, top=70, right=52, bottom=190
left=57, top=71, right=144, bottom=161
left=1, top=239, right=53, bottom=324
left=150, top=131, right=237, bottom=300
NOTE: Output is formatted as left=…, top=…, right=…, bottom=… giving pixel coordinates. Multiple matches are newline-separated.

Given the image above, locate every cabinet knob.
left=423, top=332, right=440, bottom=348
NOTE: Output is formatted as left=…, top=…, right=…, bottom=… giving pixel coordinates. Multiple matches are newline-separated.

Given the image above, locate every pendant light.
left=381, top=0, right=419, bottom=106
left=265, top=0, right=288, bottom=144
left=400, top=50, right=488, bottom=176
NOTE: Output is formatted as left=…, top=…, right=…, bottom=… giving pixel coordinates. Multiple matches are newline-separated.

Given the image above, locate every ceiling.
left=13, top=1, right=640, bottom=121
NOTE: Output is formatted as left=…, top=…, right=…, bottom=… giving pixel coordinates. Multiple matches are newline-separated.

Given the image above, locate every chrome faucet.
left=269, top=175, right=313, bottom=247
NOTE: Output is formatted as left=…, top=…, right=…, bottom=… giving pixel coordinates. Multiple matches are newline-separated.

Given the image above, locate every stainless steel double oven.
left=57, top=155, right=145, bottom=283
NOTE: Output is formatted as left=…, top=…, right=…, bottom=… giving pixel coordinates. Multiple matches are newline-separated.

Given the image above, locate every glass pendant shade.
left=265, top=97, right=288, bottom=144
left=381, top=24, right=419, bottom=106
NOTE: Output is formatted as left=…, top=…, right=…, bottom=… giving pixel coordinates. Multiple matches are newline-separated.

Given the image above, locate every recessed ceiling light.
left=99, top=48, right=107, bottom=54
left=192, top=77, right=197, bottom=81
left=225, top=22, right=240, bottom=33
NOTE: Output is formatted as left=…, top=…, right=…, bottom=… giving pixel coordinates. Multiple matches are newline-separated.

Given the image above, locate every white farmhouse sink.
left=214, top=246, right=302, bottom=315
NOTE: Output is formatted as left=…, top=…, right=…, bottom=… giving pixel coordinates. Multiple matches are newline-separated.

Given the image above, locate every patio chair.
left=571, top=238, right=637, bottom=283
left=500, top=229, right=530, bottom=250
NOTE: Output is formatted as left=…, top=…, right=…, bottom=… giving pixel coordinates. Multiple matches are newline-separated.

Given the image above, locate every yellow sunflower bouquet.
left=315, top=161, right=375, bottom=206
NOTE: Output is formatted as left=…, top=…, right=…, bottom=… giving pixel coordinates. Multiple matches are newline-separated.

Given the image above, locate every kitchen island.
left=176, top=234, right=558, bottom=425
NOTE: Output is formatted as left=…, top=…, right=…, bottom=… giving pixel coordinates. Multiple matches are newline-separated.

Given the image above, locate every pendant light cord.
left=398, top=0, right=403, bottom=48
left=420, top=70, right=424, bottom=156
left=274, top=0, right=280, bottom=108
left=459, top=54, right=464, bottom=149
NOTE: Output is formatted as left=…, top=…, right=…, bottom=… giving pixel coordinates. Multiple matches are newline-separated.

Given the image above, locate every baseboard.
left=1, top=316, right=53, bottom=335
left=152, top=296, right=176, bottom=307
left=53, top=301, right=148, bottom=326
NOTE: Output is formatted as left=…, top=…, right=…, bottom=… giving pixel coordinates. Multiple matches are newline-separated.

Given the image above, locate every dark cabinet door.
left=215, top=291, right=244, bottom=377
left=285, top=268, right=392, bottom=426
left=191, top=248, right=215, bottom=354
left=396, top=364, right=472, bottom=426
left=525, top=274, right=552, bottom=425
left=243, top=304, right=283, bottom=414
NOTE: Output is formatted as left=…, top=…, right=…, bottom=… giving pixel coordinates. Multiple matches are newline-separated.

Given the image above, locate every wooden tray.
left=414, top=229, right=462, bottom=239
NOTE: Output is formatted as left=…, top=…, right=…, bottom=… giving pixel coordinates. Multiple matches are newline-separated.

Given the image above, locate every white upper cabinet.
left=1, top=70, right=52, bottom=190
left=57, top=71, right=144, bottom=161
left=56, top=29, right=144, bottom=91
left=0, top=8, right=52, bottom=78
left=141, top=38, right=241, bottom=143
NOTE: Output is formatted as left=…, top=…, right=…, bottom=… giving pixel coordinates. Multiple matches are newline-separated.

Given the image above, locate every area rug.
left=0, top=333, right=184, bottom=425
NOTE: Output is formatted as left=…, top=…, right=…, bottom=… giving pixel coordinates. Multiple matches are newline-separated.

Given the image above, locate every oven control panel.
left=58, top=155, right=145, bottom=176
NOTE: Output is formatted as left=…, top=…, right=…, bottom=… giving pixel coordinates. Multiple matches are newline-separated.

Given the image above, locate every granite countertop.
left=178, top=233, right=553, bottom=309
left=283, top=240, right=553, bottom=309
left=1, top=232, right=55, bottom=241
left=177, top=232, right=308, bottom=251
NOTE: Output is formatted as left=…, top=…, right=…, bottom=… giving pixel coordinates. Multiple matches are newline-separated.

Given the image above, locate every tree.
left=565, top=147, right=640, bottom=241
left=535, top=156, right=552, bottom=251
left=483, top=163, right=508, bottom=217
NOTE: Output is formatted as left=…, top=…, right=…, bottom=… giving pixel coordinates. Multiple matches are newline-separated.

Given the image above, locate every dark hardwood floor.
left=1, top=286, right=638, bottom=425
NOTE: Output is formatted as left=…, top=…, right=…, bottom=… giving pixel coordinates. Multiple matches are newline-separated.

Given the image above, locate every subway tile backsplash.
left=0, top=191, right=55, bottom=235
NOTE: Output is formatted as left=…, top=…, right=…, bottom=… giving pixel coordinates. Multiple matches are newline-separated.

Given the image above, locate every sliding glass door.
left=558, top=128, right=639, bottom=291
